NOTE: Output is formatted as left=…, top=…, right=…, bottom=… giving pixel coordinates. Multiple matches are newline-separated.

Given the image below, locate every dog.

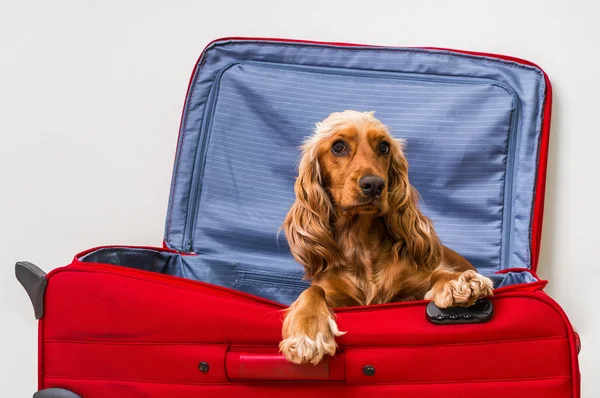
left=279, top=110, right=494, bottom=365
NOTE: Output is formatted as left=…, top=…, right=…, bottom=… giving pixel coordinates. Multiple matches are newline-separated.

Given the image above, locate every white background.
left=1, top=0, right=598, bottom=396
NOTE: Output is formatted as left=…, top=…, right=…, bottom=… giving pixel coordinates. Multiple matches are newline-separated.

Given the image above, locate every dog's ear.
left=385, top=140, right=442, bottom=269
left=282, top=148, right=341, bottom=279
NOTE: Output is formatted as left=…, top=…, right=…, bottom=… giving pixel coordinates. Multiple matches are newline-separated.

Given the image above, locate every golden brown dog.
left=280, top=110, right=493, bottom=365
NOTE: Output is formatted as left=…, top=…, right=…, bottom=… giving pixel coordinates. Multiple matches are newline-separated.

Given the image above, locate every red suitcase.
left=17, top=38, right=581, bottom=397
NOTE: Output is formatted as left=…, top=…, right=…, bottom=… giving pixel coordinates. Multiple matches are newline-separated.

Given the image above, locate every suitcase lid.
left=163, top=38, right=551, bottom=276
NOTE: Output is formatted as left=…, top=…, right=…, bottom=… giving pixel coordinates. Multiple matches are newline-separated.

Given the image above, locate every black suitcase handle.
left=15, top=261, right=47, bottom=319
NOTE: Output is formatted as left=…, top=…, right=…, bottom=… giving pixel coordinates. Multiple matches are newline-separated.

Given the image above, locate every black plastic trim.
left=426, top=299, right=494, bottom=325
left=15, top=261, right=47, bottom=319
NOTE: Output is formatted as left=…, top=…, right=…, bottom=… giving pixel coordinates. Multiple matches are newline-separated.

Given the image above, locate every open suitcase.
left=17, top=38, right=581, bottom=398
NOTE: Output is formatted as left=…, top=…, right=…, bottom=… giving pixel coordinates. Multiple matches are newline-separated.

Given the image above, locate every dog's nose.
left=359, top=175, right=385, bottom=197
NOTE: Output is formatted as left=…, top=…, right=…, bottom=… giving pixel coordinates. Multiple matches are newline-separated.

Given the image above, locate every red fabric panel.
left=44, top=266, right=564, bottom=346
left=39, top=265, right=579, bottom=397
left=38, top=318, right=44, bottom=390
left=42, top=337, right=571, bottom=386
left=44, top=267, right=283, bottom=344
left=345, top=338, right=570, bottom=383
left=44, top=342, right=228, bottom=384
left=329, top=352, right=346, bottom=382
left=43, top=376, right=572, bottom=398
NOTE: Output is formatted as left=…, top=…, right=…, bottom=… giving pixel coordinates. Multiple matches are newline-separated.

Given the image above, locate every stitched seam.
left=167, top=48, right=214, bottom=250
left=43, top=335, right=566, bottom=348
left=526, top=78, right=549, bottom=267
left=213, top=40, right=546, bottom=76
left=234, top=281, right=306, bottom=290
left=43, top=374, right=571, bottom=386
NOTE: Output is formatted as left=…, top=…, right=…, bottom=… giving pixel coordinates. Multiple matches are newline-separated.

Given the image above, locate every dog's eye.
left=379, top=141, right=390, bottom=155
left=331, top=141, right=347, bottom=155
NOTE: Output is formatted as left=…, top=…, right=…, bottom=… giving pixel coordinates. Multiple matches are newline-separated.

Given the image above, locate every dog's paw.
left=280, top=314, right=345, bottom=365
left=279, top=317, right=343, bottom=365
left=425, top=270, right=493, bottom=308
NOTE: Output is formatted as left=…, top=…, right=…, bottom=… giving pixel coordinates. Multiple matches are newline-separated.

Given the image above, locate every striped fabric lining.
left=160, top=41, right=545, bottom=304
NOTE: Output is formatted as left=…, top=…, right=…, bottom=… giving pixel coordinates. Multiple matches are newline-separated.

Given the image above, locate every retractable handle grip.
left=226, top=351, right=345, bottom=381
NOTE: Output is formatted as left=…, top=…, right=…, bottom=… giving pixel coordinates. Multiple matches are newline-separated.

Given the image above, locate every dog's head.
left=304, top=110, right=401, bottom=216
left=283, top=110, right=441, bottom=277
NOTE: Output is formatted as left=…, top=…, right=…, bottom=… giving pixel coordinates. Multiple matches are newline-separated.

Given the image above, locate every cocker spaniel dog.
left=280, top=110, right=494, bottom=365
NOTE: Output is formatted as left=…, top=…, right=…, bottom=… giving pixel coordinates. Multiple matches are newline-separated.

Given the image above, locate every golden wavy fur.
left=280, top=110, right=494, bottom=364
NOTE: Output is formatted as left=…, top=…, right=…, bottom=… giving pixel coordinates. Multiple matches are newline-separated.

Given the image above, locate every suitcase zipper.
left=182, top=62, right=241, bottom=251
left=235, top=269, right=309, bottom=290
left=183, top=61, right=521, bottom=270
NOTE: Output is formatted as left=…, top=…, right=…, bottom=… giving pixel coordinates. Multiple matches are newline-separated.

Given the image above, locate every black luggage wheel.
left=34, top=388, right=82, bottom=398
left=426, top=299, right=494, bottom=325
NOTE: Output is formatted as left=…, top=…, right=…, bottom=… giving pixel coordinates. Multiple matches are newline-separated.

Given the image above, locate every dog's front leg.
left=424, top=268, right=494, bottom=308
left=279, top=285, right=345, bottom=365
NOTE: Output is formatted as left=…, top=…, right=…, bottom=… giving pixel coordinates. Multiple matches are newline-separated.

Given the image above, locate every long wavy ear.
left=282, top=147, right=341, bottom=279
left=385, top=140, right=443, bottom=270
